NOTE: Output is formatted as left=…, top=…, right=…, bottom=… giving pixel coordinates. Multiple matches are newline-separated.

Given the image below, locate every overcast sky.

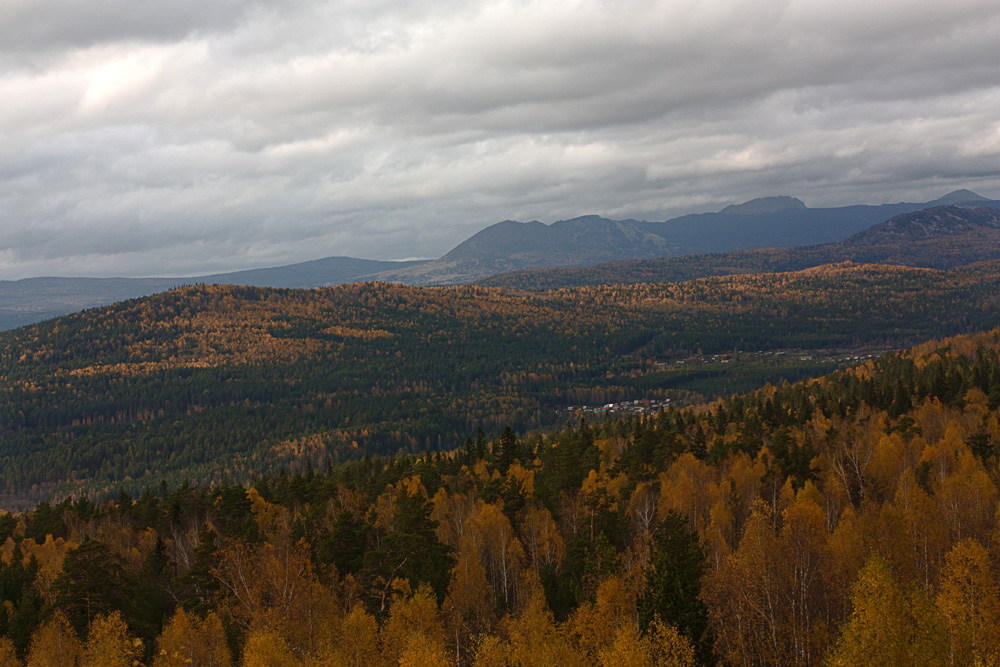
left=1, top=0, right=999, bottom=278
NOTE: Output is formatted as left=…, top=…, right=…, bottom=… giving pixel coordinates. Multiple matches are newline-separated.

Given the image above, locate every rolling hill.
left=0, top=257, right=424, bottom=332
left=2, top=261, right=1000, bottom=507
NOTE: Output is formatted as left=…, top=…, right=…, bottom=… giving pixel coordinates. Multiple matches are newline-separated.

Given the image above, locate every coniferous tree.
left=52, top=540, right=126, bottom=637
left=362, top=491, right=453, bottom=611
left=173, top=527, right=221, bottom=616
left=638, top=512, right=715, bottom=666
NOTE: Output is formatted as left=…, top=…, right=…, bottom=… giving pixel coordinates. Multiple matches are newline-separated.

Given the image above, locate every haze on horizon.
left=1, top=0, right=999, bottom=280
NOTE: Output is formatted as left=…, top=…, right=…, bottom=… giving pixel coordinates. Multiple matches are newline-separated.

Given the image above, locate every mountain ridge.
left=844, top=205, right=1000, bottom=245
left=718, top=195, right=807, bottom=215
left=2, top=190, right=995, bottom=330
left=368, top=190, right=998, bottom=285
left=478, top=206, right=1000, bottom=289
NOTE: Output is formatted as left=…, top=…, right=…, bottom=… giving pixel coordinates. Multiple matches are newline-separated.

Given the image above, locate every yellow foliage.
left=0, top=638, right=21, bottom=667
left=430, top=489, right=478, bottom=552
left=936, top=539, right=1000, bottom=666
left=936, top=450, right=997, bottom=544
left=704, top=504, right=784, bottom=666
left=659, top=454, right=715, bottom=533
left=884, top=473, right=948, bottom=587
left=723, top=452, right=766, bottom=531
left=795, top=480, right=824, bottom=509
left=399, top=474, right=427, bottom=499
left=570, top=575, right=633, bottom=657
left=505, top=574, right=586, bottom=667
left=81, top=612, right=141, bottom=667
left=702, top=503, right=732, bottom=570
left=241, top=626, right=297, bottom=667
left=472, top=635, right=511, bottom=667
left=828, top=555, right=949, bottom=667
left=518, top=504, right=564, bottom=572
left=398, top=635, right=453, bottom=667
left=21, top=535, right=77, bottom=601
left=213, top=534, right=339, bottom=656
left=381, top=584, right=448, bottom=665
left=596, top=621, right=696, bottom=667
left=153, top=609, right=232, bottom=667
left=0, top=538, right=13, bottom=566
left=26, top=610, right=81, bottom=667
left=443, top=536, right=495, bottom=658
left=330, top=606, right=380, bottom=667
left=466, top=502, right=525, bottom=609
left=505, top=463, right=535, bottom=497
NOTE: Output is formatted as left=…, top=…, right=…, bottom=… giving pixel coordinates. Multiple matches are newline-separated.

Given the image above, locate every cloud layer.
left=1, top=0, right=999, bottom=278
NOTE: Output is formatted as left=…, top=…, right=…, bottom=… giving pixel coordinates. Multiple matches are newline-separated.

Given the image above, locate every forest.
left=1, top=262, right=1000, bottom=505
left=0, top=327, right=997, bottom=665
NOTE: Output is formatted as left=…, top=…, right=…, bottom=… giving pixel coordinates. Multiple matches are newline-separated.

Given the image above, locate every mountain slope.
left=2, top=191, right=994, bottom=328
left=3, top=262, right=1000, bottom=506
left=370, top=190, right=998, bottom=285
left=195, top=256, right=424, bottom=288
left=843, top=205, right=1000, bottom=245
left=718, top=195, right=807, bottom=215
left=369, top=216, right=679, bottom=284
left=479, top=206, right=1000, bottom=289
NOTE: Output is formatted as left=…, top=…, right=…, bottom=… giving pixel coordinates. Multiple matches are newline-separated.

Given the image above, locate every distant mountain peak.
left=719, top=196, right=807, bottom=216
left=934, top=189, right=989, bottom=204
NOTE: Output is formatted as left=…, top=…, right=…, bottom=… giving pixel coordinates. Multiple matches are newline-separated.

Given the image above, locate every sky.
left=1, top=0, right=999, bottom=279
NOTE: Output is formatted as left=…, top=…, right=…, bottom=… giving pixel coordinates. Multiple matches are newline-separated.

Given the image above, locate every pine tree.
left=637, top=512, right=715, bottom=665
left=52, top=540, right=125, bottom=636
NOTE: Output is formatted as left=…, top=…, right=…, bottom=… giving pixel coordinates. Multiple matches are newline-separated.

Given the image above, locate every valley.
left=1, top=261, right=999, bottom=507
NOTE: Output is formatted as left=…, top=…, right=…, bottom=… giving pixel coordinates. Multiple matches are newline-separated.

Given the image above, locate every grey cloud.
left=0, top=0, right=269, bottom=56
left=1, top=0, right=999, bottom=279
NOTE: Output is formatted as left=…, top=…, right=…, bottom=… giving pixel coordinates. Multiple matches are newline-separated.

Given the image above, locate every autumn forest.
left=0, top=262, right=1000, bottom=665
left=2, top=263, right=1000, bottom=504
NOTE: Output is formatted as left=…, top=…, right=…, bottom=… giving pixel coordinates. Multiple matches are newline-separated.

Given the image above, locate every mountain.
left=842, top=205, right=1000, bottom=245
left=932, top=188, right=991, bottom=204
left=479, top=206, right=1000, bottom=289
left=3, top=262, right=1000, bottom=506
left=368, top=216, right=679, bottom=285
left=369, top=190, right=999, bottom=285
left=0, top=256, right=425, bottom=332
left=718, top=195, right=807, bottom=215
left=2, top=191, right=995, bottom=330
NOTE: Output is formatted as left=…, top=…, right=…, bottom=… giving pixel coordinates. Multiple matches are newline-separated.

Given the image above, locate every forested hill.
left=0, top=327, right=998, bottom=665
left=479, top=205, right=1000, bottom=290
left=0, top=257, right=427, bottom=332
left=3, top=263, right=1000, bottom=506
left=843, top=204, right=1000, bottom=244
left=5, top=194, right=995, bottom=330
